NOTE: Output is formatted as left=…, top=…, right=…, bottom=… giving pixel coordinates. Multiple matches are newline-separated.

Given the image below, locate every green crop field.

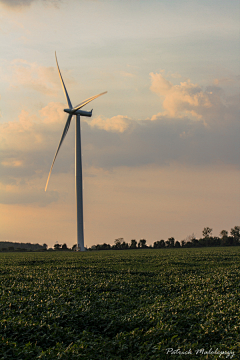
left=0, top=248, right=239, bottom=359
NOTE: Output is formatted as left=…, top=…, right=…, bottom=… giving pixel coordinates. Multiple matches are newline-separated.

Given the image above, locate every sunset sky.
left=0, top=0, right=239, bottom=248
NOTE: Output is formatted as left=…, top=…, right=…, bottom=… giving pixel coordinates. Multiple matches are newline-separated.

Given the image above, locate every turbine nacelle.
left=64, top=108, right=93, bottom=117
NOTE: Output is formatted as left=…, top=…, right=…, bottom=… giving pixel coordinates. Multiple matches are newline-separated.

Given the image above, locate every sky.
left=0, top=0, right=239, bottom=248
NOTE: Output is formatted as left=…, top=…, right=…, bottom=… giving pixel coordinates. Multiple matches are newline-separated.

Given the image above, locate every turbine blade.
left=55, top=52, right=72, bottom=109
left=45, top=114, right=72, bottom=191
left=73, top=91, right=107, bottom=111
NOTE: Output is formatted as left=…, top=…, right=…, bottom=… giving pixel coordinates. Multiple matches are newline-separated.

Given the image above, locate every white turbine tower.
left=45, top=53, right=107, bottom=251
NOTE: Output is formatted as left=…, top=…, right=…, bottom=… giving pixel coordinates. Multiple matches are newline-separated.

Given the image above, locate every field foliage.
left=0, top=248, right=240, bottom=359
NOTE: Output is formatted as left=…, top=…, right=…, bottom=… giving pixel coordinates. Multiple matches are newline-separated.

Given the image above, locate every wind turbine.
left=45, top=53, right=107, bottom=251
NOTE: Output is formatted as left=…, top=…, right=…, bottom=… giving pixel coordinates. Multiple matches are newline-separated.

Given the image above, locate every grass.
left=0, top=247, right=239, bottom=359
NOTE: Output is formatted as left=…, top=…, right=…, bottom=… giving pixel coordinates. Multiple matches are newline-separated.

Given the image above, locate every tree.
left=72, top=244, right=77, bottom=251
left=159, top=239, right=166, bottom=248
left=139, top=239, right=147, bottom=248
left=220, top=230, right=229, bottom=246
left=121, top=241, right=129, bottom=250
left=153, top=240, right=165, bottom=249
left=166, top=237, right=175, bottom=248
left=185, top=233, right=196, bottom=244
left=114, top=238, right=124, bottom=250
left=153, top=241, right=158, bottom=248
left=43, top=243, right=48, bottom=250
left=230, top=226, right=240, bottom=239
left=220, top=230, right=228, bottom=238
left=54, top=243, right=61, bottom=250
left=202, top=227, right=213, bottom=238
left=102, top=243, right=111, bottom=250
left=130, top=239, right=137, bottom=249
left=175, top=241, right=181, bottom=248
left=191, top=238, right=199, bottom=247
left=198, top=238, right=207, bottom=247
left=96, top=243, right=111, bottom=250
left=62, top=243, right=68, bottom=250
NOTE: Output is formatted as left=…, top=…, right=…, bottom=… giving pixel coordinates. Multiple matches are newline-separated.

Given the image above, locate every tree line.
left=0, top=241, right=47, bottom=252
left=88, top=226, right=240, bottom=251
left=2, top=226, right=239, bottom=252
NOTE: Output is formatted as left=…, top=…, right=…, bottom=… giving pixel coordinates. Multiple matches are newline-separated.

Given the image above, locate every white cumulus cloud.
left=87, top=115, right=131, bottom=133
left=150, top=71, right=212, bottom=120
left=9, top=59, right=62, bottom=95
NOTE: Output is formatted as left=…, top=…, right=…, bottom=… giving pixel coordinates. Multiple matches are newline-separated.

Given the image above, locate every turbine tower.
left=45, top=53, right=107, bottom=251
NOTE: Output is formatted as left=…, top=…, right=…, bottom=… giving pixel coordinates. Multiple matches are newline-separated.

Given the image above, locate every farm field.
left=0, top=248, right=239, bottom=359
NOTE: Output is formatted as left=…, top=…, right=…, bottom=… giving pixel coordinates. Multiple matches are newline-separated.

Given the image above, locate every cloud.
left=0, top=103, right=68, bottom=187
left=81, top=115, right=240, bottom=170
left=0, top=183, right=59, bottom=206
left=1, top=159, right=23, bottom=167
left=0, top=103, right=68, bottom=206
left=0, top=0, right=34, bottom=7
left=0, top=104, right=65, bottom=153
left=87, top=115, right=131, bottom=133
left=40, top=101, right=67, bottom=124
left=213, top=78, right=234, bottom=86
left=170, top=72, right=182, bottom=79
left=9, top=59, right=62, bottom=95
left=1, top=72, right=239, bottom=206
left=150, top=71, right=212, bottom=119
left=0, top=0, right=61, bottom=9
left=120, top=71, right=136, bottom=78
left=1, top=89, right=239, bottom=182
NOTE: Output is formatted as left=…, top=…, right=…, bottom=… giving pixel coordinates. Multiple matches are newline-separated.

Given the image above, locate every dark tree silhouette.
left=139, top=239, right=147, bottom=248
left=153, top=240, right=165, bottom=248
left=166, top=237, right=175, bottom=248
left=114, top=238, right=124, bottom=249
left=220, top=230, right=228, bottom=238
left=54, top=244, right=61, bottom=250
left=130, top=239, right=137, bottom=249
left=230, top=226, right=240, bottom=243
left=175, top=241, right=181, bottom=248
left=202, top=227, right=213, bottom=238
left=87, top=225, right=240, bottom=251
